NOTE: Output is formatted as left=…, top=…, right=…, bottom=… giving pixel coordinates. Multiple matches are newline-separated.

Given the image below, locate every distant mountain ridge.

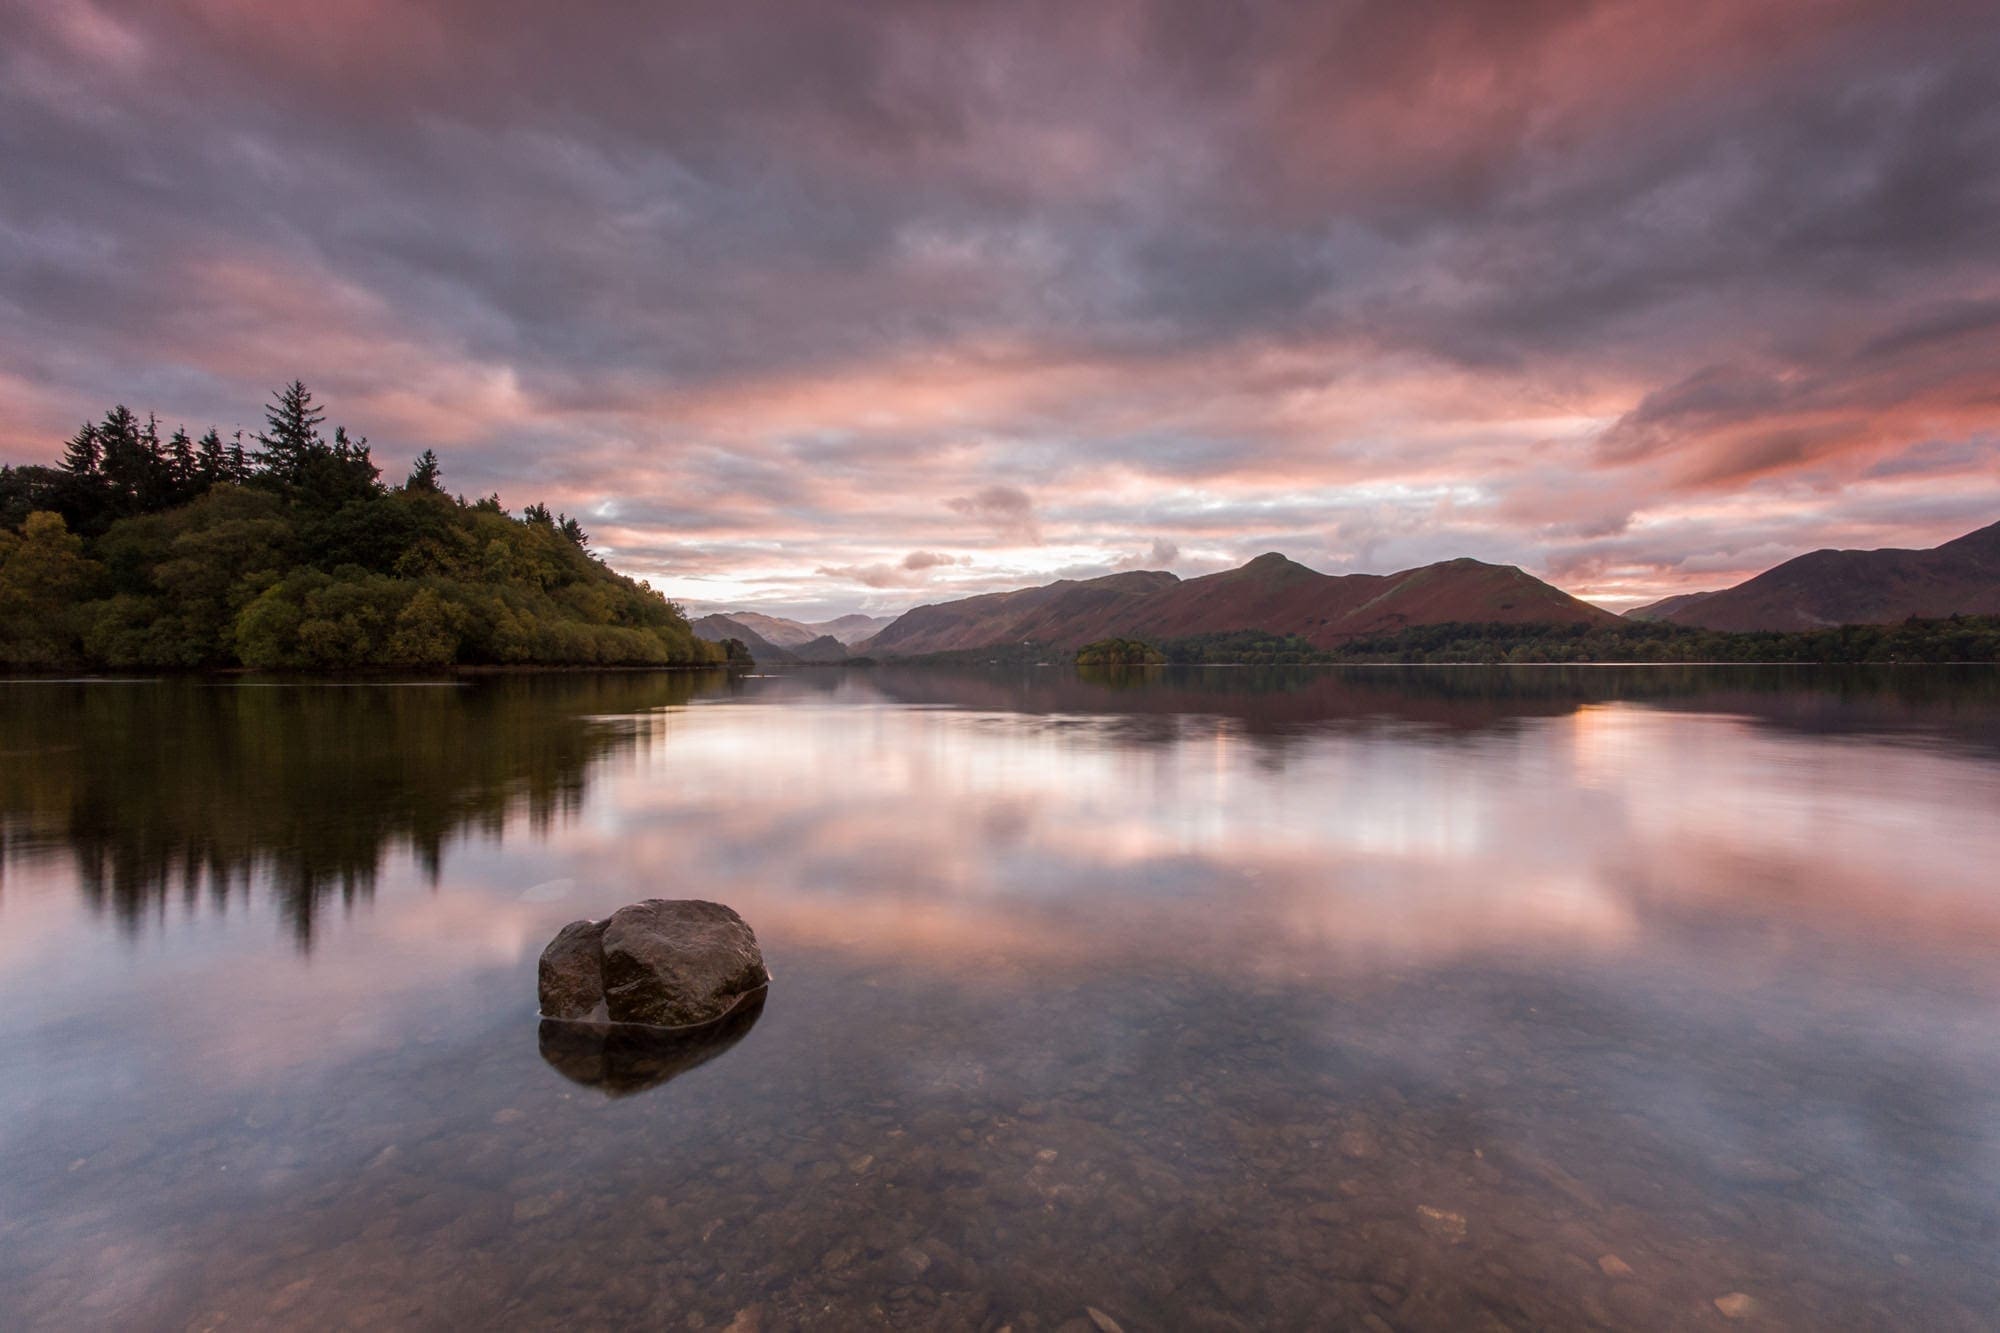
left=705, top=519, right=2000, bottom=663
left=812, top=613, right=897, bottom=644
left=858, top=553, right=1617, bottom=657
left=690, top=615, right=846, bottom=663
left=1623, top=591, right=1719, bottom=622
left=690, top=609, right=897, bottom=662
left=1646, top=519, right=2000, bottom=632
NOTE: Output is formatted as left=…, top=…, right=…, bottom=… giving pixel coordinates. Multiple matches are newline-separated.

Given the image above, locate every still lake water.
left=3, top=666, right=2000, bottom=1331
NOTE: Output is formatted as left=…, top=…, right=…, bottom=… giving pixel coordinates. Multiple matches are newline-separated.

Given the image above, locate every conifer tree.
left=331, top=425, right=370, bottom=466
left=196, top=429, right=226, bottom=484
left=255, top=381, right=326, bottom=482
left=133, top=413, right=174, bottom=509
left=168, top=427, right=197, bottom=492
left=406, top=449, right=442, bottom=492
left=62, top=423, right=103, bottom=476
left=98, top=405, right=141, bottom=460
left=97, top=405, right=146, bottom=509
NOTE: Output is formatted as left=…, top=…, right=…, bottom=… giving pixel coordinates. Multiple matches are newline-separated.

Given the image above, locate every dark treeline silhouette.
left=0, top=673, right=732, bottom=948
left=1074, top=637, right=1166, bottom=666
left=1152, top=619, right=2000, bottom=665
left=0, top=382, right=723, bottom=670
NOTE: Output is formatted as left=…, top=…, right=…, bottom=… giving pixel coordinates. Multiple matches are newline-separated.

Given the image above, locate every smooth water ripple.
left=2, top=666, right=1998, bottom=1330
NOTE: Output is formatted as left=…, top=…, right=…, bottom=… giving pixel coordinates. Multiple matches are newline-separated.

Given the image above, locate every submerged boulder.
left=536, top=899, right=768, bottom=1028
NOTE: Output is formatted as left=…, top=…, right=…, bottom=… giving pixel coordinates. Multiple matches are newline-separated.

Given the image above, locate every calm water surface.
left=3, top=666, right=2000, bottom=1330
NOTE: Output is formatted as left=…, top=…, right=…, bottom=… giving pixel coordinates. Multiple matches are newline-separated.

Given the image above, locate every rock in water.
left=602, top=899, right=769, bottom=1026
left=536, top=899, right=768, bottom=1027
left=538, top=918, right=608, bottom=1020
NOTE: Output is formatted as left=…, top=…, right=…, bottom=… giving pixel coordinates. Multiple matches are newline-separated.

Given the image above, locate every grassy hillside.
left=0, top=384, right=723, bottom=671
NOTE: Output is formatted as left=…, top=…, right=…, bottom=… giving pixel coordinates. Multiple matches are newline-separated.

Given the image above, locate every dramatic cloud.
left=3, top=0, right=1998, bottom=616
left=813, top=550, right=972, bottom=590
left=901, top=551, right=966, bottom=572
left=945, top=485, right=1041, bottom=544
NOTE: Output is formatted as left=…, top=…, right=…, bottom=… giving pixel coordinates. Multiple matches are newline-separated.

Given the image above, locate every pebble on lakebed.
left=538, top=899, right=770, bottom=1028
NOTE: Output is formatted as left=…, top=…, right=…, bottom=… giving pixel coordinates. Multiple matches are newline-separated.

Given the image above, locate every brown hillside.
left=1110, top=554, right=1382, bottom=646
left=1625, top=590, right=1718, bottom=622
left=860, top=570, right=1179, bottom=657
left=1663, top=520, right=2000, bottom=632
left=1331, top=559, right=1619, bottom=645
left=860, top=553, right=1614, bottom=656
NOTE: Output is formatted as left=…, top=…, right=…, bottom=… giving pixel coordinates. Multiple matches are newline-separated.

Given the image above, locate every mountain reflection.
left=862, top=662, right=2000, bottom=745
left=5, top=665, right=1999, bottom=954
left=0, top=673, right=732, bottom=947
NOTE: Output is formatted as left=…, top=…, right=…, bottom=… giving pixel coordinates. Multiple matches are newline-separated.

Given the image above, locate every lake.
left=3, top=666, right=1999, bottom=1331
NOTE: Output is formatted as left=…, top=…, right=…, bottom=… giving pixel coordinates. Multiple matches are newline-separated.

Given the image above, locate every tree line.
left=1075, top=637, right=1167, bottom=666
left=0, top=382, right=726, bottom=670
left=1153, top=618, right=2000, bottom=664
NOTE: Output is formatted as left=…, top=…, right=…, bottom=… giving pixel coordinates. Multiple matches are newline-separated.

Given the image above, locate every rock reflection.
left=538, top=988, right=766, bottom=1097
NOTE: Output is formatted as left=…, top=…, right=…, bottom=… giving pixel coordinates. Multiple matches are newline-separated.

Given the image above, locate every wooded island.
left=0, top=383, right=725, bottom=671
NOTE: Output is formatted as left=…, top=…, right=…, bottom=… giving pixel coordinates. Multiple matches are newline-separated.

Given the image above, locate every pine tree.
left=196, top=429, right=226, bottom=484
left=558, top=514, right=589, bottom=547
left=331, top=425, right=370, bottom=466
left=61, top=423, right=103, bottom=476
left=97, top=405, right=146, bottom=508
left=168, top=427, right=197, bottom=492
left=228, top=430, right=250, bottom=484
left=134, top=412, right=174, bottom=509
left=406, top=449, right=442, bottom=492
left=523, top=502, right=552, bottom=525
left=255, top=380, right=326, bottom=482
left=98, top=405, right=141, bottom=458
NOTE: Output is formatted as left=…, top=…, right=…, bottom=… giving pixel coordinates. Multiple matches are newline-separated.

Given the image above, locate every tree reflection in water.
left=0, top=673, right=735, bottom=948
left=4, top=664, right=1997, bottom=951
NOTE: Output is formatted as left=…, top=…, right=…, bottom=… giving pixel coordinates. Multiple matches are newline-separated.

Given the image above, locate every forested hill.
left=0, top=382, right=724, bottom=671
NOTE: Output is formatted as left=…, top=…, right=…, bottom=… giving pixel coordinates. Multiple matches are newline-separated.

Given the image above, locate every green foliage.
left=1161, top=630, right=1325, bottom=664
left=1075, top=637, right=1167, bottom=665
left=0, top=511, right=102, bottom=666
left=0, top=383, right=724, bottom=672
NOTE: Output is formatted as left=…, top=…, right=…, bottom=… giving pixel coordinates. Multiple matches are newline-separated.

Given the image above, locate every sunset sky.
left=3, top=0, right=1998, bottom=618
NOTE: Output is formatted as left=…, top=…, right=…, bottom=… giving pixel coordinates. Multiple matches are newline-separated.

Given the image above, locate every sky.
left=3, top=0, right=1998, bottom=619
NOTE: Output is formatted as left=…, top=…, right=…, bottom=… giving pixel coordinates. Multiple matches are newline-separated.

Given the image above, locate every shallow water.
left=3, top=665, right=2000, bottom=1330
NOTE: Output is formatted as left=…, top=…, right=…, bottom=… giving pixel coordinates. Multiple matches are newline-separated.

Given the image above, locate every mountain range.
left=696, top=519, right=1999, bottom=663
left=690, top=611, right=893, bottom=663
left=856, top=553, right=1615, bottom=657
left=1626, top=519, right=2000, bottom=631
